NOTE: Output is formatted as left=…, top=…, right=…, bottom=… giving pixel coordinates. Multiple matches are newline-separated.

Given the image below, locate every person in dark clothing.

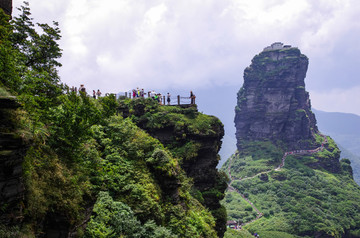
left=96, top=89, right=102, bottom=98
left=190, top=91, right=196, bottom=104
left=167, top=93, right=171, bottom=105
left=79, top=84, right=86, bottom=94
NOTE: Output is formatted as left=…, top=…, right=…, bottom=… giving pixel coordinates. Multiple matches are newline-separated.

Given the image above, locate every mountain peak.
left=235, top=44, right=318, bottom=150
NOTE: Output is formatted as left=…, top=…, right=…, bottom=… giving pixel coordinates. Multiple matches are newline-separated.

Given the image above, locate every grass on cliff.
left=222, top=139, right=360, bottom=237
left=224, top=228, right=253, bottom=238
left=118, top=98, right=224, bottom=165
left=223, top=225, right=298, bottom=238
left=120, top=97, right=223, bottom=137
left=0, top=87, right=11, bottom=96
left=222, top=141, right=283, bottom=179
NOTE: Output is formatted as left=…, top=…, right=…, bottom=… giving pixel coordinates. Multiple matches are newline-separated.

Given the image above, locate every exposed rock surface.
left=235, top=47, right=319, bottom=150
left=0, top=97, right=25, bottom=225
left=0, top=0, right=12, bottom=16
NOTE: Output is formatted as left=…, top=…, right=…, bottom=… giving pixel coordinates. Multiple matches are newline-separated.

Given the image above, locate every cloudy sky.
left=12, top=0, right=360, bottom=118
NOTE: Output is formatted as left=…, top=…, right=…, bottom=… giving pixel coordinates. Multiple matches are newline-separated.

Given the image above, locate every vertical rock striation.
left=0, top=97, right=25, bottom=225
left=235, top=45, right=318, bottom=150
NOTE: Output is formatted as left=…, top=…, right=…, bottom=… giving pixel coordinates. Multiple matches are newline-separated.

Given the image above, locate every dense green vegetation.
left=0, top=4, right=224, bottom=237
left=117, top=98, right=228, bottom=236
left=224, top=228, right=253, bottom=238
left=85, top=191, right=177, bottom=237
left=118, top=98, right=224, bottom=161
left=221, top=138, right=360, bottom=237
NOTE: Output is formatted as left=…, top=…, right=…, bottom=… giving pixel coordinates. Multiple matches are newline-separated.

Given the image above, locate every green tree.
left=47, top=92, right=102, bottom=162
left=0, top=9, right=20, bottom=90
left=86, top=191, right=177, bottom=238
left=10, top=1, right=64, bottom=118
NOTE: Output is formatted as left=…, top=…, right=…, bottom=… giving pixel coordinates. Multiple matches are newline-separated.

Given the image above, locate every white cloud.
left=144, top=3, right=167, bottom=27
left=11, top=0, right=360, bottom=116
left=299, top=0, right=360, bottom=56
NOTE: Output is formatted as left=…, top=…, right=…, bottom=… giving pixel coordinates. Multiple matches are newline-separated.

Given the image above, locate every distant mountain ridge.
left=313, top=109, right=360, bottom=151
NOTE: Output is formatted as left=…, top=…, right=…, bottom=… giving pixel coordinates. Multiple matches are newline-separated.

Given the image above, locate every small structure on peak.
left=263, top=42, right=294, bottom=51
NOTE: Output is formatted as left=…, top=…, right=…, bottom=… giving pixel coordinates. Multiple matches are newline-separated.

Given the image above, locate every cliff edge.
left=118, top=99, right=228, bottom=237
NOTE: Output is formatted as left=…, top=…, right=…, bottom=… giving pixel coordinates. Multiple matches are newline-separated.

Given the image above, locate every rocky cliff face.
left=0, top=0, right=12, bottom=16
left=235, top=47, right=318, bottom=150
left=118, top=99, right=228, bottom=237
left=0, top=97, right=25, bottom=225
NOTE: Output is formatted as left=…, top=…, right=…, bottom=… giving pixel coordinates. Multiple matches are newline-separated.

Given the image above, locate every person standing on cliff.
left=167, top=93, right=171, bottom=105
left=92, top=90, right=96, bottom=99
left=136, top=87, right=140, bottom=97
left=150, top=90, right=156, bottom=99
left=79, top=84, right=86, bottom=94
left=190, top=91, right=195, bottom=104
left=96, top=89, right=102, bottom=98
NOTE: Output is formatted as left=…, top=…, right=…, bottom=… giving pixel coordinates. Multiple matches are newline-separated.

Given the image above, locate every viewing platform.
left=115, top=92, right=196, bottom=107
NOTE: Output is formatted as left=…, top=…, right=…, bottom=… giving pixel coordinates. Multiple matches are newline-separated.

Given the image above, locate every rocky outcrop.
left=0, top=0, right=12, bottom=16
left=0, top=97, right=25, bottom=225
left=118, top=99, right=228, bottom=237
left=235, top=46, right=319, bottom=150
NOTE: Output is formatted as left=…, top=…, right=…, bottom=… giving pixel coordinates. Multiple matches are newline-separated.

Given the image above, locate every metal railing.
left=119, top=92, right=196, bottom=106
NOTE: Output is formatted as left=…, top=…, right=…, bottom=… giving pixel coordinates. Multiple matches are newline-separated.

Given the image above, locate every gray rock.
left=235, top=47, right=318, bottom=150
left=0, top=97, right=26, bottom=225
left=0, top=0, right=12, bottom=16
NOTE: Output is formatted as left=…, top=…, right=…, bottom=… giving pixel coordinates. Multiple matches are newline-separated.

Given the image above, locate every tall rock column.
left=234, top=43, right=318, bottom=150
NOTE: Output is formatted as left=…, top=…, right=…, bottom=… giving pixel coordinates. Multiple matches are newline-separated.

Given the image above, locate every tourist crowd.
left=69, top=84, right=196, bottom=105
